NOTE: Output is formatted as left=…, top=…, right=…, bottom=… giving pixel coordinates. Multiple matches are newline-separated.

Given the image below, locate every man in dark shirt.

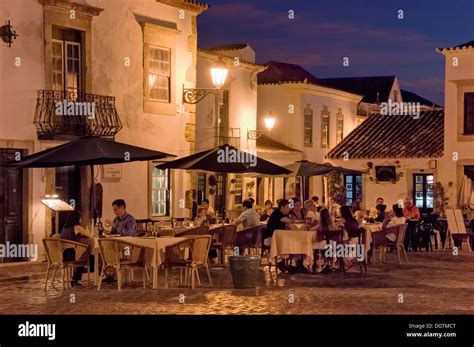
left=263, top=199, right=292, bottom=273
left=263, top=199, right=292, bottom=244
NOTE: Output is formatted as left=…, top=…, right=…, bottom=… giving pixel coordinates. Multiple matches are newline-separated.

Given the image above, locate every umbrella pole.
left=91, top=164, right=95, bottom=228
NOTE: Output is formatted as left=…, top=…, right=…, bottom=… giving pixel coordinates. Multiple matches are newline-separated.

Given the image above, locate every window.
left=336, top=109, right=344, bottom=144
left=197, top=173, right=206, bottom=205
left=234, top=174, right=243, bottom=205
left=151, top=165, right=170, bottom=216
left=304, top=106, right=313, bottom=146
left=464, top=92, right=474, bottom=134
left=147, top=46, right=171, bottom=102
left=344, top=175, right=362, bottom=206
left=321, top=107, right=330, bottom=148
left=51, top=27, right=82, bottom=93
left=413, top=174, right=434, bottom=211
left=217, top=90, right=230, bottom=146
left=465, top=166, right=474, bottom=180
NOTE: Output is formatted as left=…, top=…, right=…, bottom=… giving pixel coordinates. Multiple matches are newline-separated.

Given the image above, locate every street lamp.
left=247, top=111, right=276, bottom=139
left=182, top=58, right=229, bottom=104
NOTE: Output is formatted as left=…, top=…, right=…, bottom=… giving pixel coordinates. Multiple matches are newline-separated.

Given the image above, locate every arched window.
left=336, top=108, right=344, bottom=144
left=321, top=106, right=330, bottom=148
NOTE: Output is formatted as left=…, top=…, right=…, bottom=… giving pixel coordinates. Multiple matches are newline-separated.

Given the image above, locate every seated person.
left=263, top=199, right=293, bottom=272
left=60, top=210, right=94, bottom=286
left=105, top=199, right=137, bottom=236
left=382, top=204, right=406, bottom=242
left=202, top=199, right=215, bottom=218
left=194, top=207, right=208, bottom=226
left=304, top=199, right=320, bottom=230
left=403, top=197, right=420, bottom=219
left=340, top=205, right=360, bottom=239
left=235, top=199, right=261, bottom=254
left=374, top=204, right=387, bottom=223
left=259, top=200, right=274, bottom=222
left=313, top=208, right=335, bottom=272
left=289, top=197, right=306, bottom=221
left=329, top=197, right=341, bottom=218
left=235, top=199, right=260, bottom=229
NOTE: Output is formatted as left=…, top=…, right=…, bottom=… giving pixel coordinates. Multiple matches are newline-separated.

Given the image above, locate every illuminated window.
left=151, top=164, right=170, bottom=216
left=336, top=109, right=344, bottom=144
left=148, top=46, right=171, bottom=102
left=321, top=107, right=330, bottom=148
left=304, top=106, right=313, bottom=146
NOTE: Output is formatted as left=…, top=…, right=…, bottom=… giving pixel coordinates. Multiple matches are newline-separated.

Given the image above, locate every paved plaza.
left=0, top=251, right=473, bottom=315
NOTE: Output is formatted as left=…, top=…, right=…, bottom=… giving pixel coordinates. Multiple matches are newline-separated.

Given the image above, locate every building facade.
left=0, top=0, right=207, bottom=260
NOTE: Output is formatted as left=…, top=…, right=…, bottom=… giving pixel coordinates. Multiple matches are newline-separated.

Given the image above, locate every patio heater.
left=40, top=194, right=74, bottom=235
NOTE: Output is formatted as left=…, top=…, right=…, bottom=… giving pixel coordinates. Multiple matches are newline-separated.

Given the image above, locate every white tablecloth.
left=269, top=229, right=315, bottom=266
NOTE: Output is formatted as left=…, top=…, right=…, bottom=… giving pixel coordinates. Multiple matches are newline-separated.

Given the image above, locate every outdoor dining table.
left=360, top=222, right=383, bottom=261
left=269, top=229, right=315, bottom=267
left=120, top=236, right=188, bottom=289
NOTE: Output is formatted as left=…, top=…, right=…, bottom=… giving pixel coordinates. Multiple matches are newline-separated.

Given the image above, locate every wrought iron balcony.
left=34, top=90, right=122, bottom=139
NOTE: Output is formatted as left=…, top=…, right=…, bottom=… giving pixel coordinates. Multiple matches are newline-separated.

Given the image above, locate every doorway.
left=0, top=149, right=26, bottom=262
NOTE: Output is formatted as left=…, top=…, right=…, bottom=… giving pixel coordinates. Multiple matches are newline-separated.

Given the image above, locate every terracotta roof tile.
left=327, top=109, right=444, bottom=159
left=437, top=40, right=474, bottom=52
left=257, top=61, right=319, bottom=85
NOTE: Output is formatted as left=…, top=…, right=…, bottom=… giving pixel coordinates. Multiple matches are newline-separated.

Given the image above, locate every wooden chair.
left=97, top=239, right=147, bottom=291
left=209, top=224, right=236, bottom=266
left=382, top=223, right=409, bottom=264
left=235, top=225, right=264, bottom=255
left=164, top=235, right=213, bottom=289
left=43, top=238, right=90, bottom=291
left=322, top=229, right=346, bottom=276
left=346, top=227, right=368, bottom=274
left=448, top=209, right=473, bottom=252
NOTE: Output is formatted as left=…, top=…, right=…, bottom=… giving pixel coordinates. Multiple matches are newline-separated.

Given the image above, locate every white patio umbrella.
left=459, top=175, right=472, bottom=207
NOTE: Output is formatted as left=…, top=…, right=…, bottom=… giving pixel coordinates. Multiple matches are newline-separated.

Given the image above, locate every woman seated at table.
left=259, top=200, right=274, bottom=222
left=313, top=208, right=335, bottom=273
left=340, top=205, right=360, bottom=240
left=382, top=204, right=406, bottom=242
left=352, top=201, right=366, bottom=223
left=289, top=197, right=306, bottom=221
left=60, top=210, right=94, bottom=287
left=329, top=197, right=341, bottom=218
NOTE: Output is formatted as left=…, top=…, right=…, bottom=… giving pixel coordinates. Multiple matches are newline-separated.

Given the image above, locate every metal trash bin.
left=229, top=255, right=261, bottom=288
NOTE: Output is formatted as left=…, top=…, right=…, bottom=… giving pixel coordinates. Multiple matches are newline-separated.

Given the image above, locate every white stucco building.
left=0, top=0, right=208, bottom=260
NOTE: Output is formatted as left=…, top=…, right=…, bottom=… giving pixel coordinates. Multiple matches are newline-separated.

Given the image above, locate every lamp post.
left=247, top=111, right=276, bottom=139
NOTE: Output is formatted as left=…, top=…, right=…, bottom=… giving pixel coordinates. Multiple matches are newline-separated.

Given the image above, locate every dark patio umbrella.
left=285, top=160, right=365, bottom=176
left=6, top=137, right=175, bottom=168
left=156, top=144, right=291, bottom=175
left=5, top=137, right=175, bottom=226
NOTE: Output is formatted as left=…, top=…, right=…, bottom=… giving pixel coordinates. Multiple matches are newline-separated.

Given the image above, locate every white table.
left=269, top=229, right=315, bottom=266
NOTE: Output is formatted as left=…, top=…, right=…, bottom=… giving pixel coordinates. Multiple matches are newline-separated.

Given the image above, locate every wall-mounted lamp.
left=1, top=20, right=19, bottom=47
left=247, top=112, right=276, bottom=140
left=182, top=58, right=228, bottom=104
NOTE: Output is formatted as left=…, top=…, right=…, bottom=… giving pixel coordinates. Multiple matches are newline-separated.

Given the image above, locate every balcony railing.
left=34, top=90, right=122, bottom=138
left=197, top=127, right=241, bottom=147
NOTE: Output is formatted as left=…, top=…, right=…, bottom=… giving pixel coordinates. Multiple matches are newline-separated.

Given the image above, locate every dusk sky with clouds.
left=198, top=0, right=474, bottom=106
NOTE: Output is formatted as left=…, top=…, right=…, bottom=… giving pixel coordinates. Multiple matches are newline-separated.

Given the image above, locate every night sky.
left=198, top=0, right=474, bottom=106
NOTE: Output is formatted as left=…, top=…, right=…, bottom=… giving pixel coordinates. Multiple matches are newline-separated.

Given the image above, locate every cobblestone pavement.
left=0, top=252, right=473, bottom=315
